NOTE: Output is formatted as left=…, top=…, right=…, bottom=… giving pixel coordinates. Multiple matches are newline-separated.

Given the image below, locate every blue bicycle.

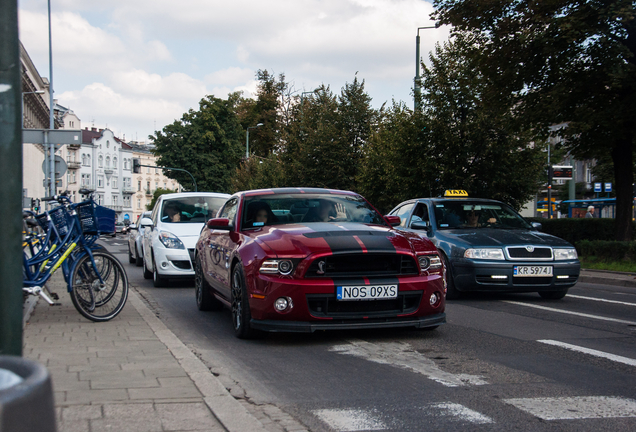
left=22, top=189, right=128, bottom=322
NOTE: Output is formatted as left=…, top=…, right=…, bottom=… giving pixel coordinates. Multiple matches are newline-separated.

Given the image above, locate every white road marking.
left=502, top=301, right=636, bottom=325
left=313, top=409, right=385, bottom=431
left=567, top=294, right=636, bottom=307
left=537, top=340, right=636, bottom=367
left=504, top=396, right=636, bottom=420
left=329, top=340, right=487, bottom=387
left=427, top=403, right=494, bottom=424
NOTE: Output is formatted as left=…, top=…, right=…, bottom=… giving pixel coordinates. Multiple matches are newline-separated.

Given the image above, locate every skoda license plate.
left=336, top=284, right=397, bottom=301
left=513, top=266, right=553, bottom=277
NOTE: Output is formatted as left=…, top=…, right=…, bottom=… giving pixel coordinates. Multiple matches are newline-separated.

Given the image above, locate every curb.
left=128, top=287, right=269, bottom=432
left=577, top=275, right=636, bottom=288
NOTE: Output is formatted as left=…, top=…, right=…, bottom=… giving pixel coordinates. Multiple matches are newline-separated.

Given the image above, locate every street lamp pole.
left=21, top=90, right=45, bottom=129
left=414, top=26, right=436, bottom=111
left=245, top=123, right=263, bottom=159
left=46, top=0, right=56, bottom=199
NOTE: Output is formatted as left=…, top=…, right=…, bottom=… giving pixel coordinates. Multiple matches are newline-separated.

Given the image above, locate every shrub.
left=576, top=240, right=636, bottom=261
left=526, top=218, right=636, bottom=244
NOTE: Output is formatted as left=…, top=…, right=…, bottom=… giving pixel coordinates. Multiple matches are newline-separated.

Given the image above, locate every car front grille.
left=187, top=248, right=195, bottom=263
left=305, top=254, right=418, bottom=278
left=306, top=292, right=422, bottom=318
left=172, top=260, right=192, bottom=270
left=506, top=247, right=552, bottom=260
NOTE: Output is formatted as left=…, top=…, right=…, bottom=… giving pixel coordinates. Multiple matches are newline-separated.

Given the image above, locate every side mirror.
left=531, top=222, right=542, bottom=231
left=384, top=215, right=401, bottom=226
left=139, top=217, right=153, bottom=228
left=128, top=224, right=137, bottom=231
left=411, top=221, right=430, bottom=230
left=206, top=218, right=232, bottom=231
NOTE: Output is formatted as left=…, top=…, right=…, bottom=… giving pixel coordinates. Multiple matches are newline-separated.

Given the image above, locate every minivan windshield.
left=433, top=200, right=532, bottom=230
left=161, top=196, right=227, bottom=224
left=242, top=193, right=386, bottom=229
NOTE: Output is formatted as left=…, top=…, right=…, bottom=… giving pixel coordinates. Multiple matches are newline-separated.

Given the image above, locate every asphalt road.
left=104, top=235, right=636, bottom=431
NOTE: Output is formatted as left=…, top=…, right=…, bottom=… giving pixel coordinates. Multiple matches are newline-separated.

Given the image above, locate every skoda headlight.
left=553, top=248, right=578, bottom=260
left=158, top=230, right=185, bottom=249
left=464, top=248, right=505, bottom=260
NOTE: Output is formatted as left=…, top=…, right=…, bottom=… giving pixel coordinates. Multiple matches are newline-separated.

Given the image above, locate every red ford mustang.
left=194, top=188, right=446, bottom=338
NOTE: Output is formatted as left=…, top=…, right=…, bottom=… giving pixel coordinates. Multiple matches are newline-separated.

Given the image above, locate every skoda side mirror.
left=206, top=218, right=233, bottom=231
left=531, top=222, right=542, bottom=231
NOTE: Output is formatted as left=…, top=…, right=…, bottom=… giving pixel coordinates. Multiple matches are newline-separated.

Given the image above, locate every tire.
left=441, top=253, right=461, bottom=300
left=231, top=265, right=260, bottom=339
left=195, top=255, right=222, bottom=311
left=70, top=250, right=128, bottom=322
left=128, top=244, right=135, bottom=264
left=152, top=253, right=166, bottom=287
left=135, top=244, right=143, bottom=267
left=539, top=289, right=568, bottom=300
left=143, top=252, right=152, bottom=279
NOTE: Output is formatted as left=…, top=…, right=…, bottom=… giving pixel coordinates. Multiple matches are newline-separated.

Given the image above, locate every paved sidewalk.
left=578, top=269, right=636, bottom=288
left=23, top=273, right=269, bottom=432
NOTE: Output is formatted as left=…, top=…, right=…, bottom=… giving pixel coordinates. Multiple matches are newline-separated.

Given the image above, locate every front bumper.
left=251, top=313, right=446, bottom=333
left=452, top=258, right=580, bottom=292
left=153, top=246, right=195, bottom=277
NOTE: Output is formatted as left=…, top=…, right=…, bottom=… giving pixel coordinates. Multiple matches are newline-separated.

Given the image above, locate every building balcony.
left=67, top=142, right=81, bottom=149
left=145, top=189, right=153, bottom=196
left=67, top=161, right=81, bottom=170
left=105, top=205, right=123, bottom=213
left=122, top=186, right=135, bottom=194
left=104, top=168, right=114, bottom=175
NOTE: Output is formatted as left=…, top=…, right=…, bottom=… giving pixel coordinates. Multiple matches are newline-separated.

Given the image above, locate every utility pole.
left=47, top=0, right=56, bottom=200
left=414, top=26, right=436, bottom=111
left=0, top=0, right=24, bottom=356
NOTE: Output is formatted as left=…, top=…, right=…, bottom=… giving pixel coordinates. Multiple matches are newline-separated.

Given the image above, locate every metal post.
left=245, top=128, right=250, bottom=160
left=47, top=0, right=56, bottom=199
left=414, top=26, right=435, bottom=111
left=0, top=0, right=24, bottom=356
left=547, top=143, right=552, bottom=219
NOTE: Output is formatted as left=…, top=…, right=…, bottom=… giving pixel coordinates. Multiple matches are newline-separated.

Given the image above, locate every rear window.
left=160, top=196, right=227, bottom=224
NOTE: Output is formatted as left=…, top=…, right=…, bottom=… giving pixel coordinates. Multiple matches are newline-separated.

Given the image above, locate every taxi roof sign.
left=444, top=190, right=469, bottom=197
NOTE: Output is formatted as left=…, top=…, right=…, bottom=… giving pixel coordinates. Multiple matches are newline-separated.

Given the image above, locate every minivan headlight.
left=464, top=248, right=505, bottom=260
left=158, top=230, right=185, bottom=249
left=553, top=248, right=578, bottom=260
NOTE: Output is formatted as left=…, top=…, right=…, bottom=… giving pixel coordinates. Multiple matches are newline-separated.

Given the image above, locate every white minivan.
left=139, top=192, right=230, bottom=287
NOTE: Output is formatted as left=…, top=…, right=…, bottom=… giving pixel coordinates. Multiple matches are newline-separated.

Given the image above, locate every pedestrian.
left=585, top=205, right=595, bottom=218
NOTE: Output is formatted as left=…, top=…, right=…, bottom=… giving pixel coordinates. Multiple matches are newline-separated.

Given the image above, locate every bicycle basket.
left=35, top=212, right=50, bottom=232
left=77, top=202, right=116, bottom=234
left=49, top=206, right=70, bottom=237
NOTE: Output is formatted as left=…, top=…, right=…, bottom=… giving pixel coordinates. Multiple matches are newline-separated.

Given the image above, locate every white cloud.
left=204, top=67, right=255, bottom=87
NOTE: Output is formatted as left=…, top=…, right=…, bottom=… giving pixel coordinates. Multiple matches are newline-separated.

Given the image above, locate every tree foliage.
left=150, top=95, right=244, bottom=193
left=146, top=188, right=177, bottom=211
left=433, top=0, right=636, bottom=239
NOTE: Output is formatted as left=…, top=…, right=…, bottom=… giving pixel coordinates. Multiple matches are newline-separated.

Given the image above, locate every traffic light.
left=33, top=198, right=40, bottom=213
left=133, top=158, right=141, bottom=173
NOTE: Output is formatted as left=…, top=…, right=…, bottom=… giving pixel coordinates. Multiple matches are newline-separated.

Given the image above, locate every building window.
left=112, top=177, right=118, bottom=188
left=86, top=155, right=91, bottom=167
left=106, top=140, right=110, bottom=149
left=112, top=194, right=119, bottom=205
left=98, top=155, right=103, bottom=168
left=97, top=194, right=104, bottom=205
left=147, top=181, right=150, bottom=191
left=113, top=157, right=117, bottom=169
left=586, top=166, right=592, bottom=183
left=105, top=156, right=110, bottom=169
left=155, top=167, right=158, bottom=174
left=146, top=166, right=151, bottom=173
left=97, top=175, right=104, bottom=188
left=138, top=180, right=141, bottom=191
left=81, top=173, right=91, bottom=187
left=137, top=199, right=141, bottom=209
left=123, top=196, right=131, bottom=208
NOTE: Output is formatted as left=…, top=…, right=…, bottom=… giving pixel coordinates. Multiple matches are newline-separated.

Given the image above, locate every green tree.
left=433, top=0, right=636, bottom=239
left=146, top=188, right=177, bottom=211
left=151, top=95, right=244, bottom=193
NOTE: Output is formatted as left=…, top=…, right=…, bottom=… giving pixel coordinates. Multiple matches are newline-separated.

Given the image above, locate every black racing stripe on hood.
left=357, top=234, right=396, bottom=253
left=304, top=230, right=395, bottom=238
left=303, top=226, right=397, bottom=253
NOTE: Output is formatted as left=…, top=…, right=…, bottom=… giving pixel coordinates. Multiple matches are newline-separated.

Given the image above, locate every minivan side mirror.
left=139, top=217, right=153, bottom=228
left=411, top=221, right=430, bottom=230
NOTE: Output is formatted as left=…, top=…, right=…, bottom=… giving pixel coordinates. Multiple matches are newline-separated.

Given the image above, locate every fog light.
left=274, top=297, right=290, bottom=311
left=491, top=275, right=507, bottom=279
left=161, top=262, right=168, bottom=268
left=556, top=275, right=569, bottom=279
left=430, top=292, right=440, bottom=306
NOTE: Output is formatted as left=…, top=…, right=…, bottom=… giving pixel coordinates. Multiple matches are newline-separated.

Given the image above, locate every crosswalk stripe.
left=537, top=339, right=636, bottom=367
left=428, top=403, right=494, bottom=424
left=502, top=300, right=636, bottom=325
left=504, top=396, right=636, bottom=420
left=313, top=409, right=385, bottom=431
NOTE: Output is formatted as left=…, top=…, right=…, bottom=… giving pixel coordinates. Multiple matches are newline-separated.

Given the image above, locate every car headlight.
left=553, top=248, right=578, bottom=260
left=464, top=248, right=505, bottom=260
left=260, top=259, right=295, bottom=275
left=418, top=255, right=442, bottom=272
left=158, top=230, right=185, bottom=249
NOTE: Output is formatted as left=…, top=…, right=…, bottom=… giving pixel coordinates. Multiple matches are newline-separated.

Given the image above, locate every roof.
left=238, top=187, right=359, bottom=197
left=159, top=192, right=231, bottom=200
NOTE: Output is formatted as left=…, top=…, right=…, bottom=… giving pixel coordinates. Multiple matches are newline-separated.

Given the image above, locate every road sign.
left=42, top=156, right=67, bottom=178
left=605, top=183, right=612, bottom=192
left=551, top=166, right=573, bottom=180
left=23, top=129, right=82, bottom=146
left=124, top=214, right=130, bottom=220
left=594, top=183, right=602, bottom=193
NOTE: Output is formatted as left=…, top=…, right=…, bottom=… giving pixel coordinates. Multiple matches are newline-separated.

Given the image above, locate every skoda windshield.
left=242, top=193, right=386, bottom=229
left=433, top=200, right=532, bottom=230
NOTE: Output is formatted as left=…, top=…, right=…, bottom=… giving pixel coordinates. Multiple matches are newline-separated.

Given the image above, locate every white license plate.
left=336, top=284, right=398, bottom=301
left=513, top=266, right=553, bottom=277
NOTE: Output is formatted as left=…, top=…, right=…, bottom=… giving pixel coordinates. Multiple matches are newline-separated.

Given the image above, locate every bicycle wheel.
left=70, top=251, right=128, bottom=322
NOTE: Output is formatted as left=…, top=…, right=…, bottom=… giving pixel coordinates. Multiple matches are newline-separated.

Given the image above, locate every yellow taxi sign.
left=444, top=190, right=469, bottom=197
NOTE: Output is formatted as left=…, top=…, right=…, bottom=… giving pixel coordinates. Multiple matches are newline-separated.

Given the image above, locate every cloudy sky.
left=19, top=0, right=448, bottom=142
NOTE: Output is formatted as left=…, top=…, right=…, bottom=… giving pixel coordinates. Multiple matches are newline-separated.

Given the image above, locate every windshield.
left=433, top=200, right=531, bottom=230
left=241, top=193, right=386, bottom=229
left=161, top=196, right=227, bottom=224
